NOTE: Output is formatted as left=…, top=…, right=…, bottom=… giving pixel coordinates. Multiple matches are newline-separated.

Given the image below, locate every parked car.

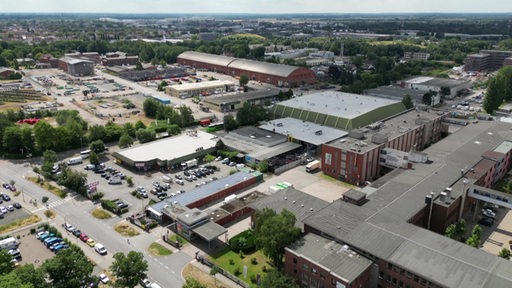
left=13, top=202, right=22, bottom=209
left=63, top=223, right=76, bottom=232
left=108, top=177, right=122, bottom=185
left=483, top=203, right=499, bottom=213
left=6, top=205, right=14, bottom=212
left=2, top=183, right=10, bottom=190
left=478, top=217, right=494, bottom=227
left=99, top=274, right=110, bottom=284
left=79, top=233, right=89, bottom=242
left=140, top=279, right=152, bottom=288
left=1, top=194, right=11, bottom=201
left=86, top=238, right=96, bottom=247
left=94, top=243, right=107, bottom=255
left=175, top=174, right=183, bottom=180
left=482, top=209, right=496, bottom=219
left=72, top=229, right=82, bottom=237
left=175, top=179, right=184, bottom=185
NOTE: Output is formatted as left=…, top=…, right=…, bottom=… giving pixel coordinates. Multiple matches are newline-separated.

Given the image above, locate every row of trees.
left=483, top=66, right=512, bottom=114
left=0, top=245, right=147, bottom=288
left=445, top=219, right=482, bottom=248
left=224, top=102, right=269, bottom=131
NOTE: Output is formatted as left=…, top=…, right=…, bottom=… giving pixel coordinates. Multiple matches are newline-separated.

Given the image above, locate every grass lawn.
left=169, top=234, right=189, bottom=246
left=209, top=248, right=270, bottom=287
left=0, top=215, right=41, bottom=234
left=114, top=221, right=140, bottom=237
left=182, top=263, right=231, bottom=288
left=27, top=176, right=67, bottom=198
left=92, top=208, right=113, bottom=219
left=148, top=242, right=172, bottom=256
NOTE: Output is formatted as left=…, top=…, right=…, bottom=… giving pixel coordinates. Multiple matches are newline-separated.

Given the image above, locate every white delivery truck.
left=305, top=160, right=321, bottom=173
left=67, top=157, right=83, bottom=166
left=181, top=159, right=198, bottom=169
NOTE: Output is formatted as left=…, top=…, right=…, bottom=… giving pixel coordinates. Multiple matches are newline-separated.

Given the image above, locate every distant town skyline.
left=3, top=0, right=512, bottom=14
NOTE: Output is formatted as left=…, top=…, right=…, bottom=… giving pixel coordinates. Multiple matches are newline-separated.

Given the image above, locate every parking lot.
left=64, top=153, right=241, bottom=215
left=477, top=205, right=512, bottom=256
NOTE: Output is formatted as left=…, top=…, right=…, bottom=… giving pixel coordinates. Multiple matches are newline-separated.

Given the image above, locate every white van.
left=80, top=150, right=91, bottom=158
left=149, top=283, right=162, bottom=288
left=67, top=157, right=83, bottom=165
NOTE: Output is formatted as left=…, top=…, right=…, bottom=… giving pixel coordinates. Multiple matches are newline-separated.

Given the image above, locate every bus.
left=199, top=119, right=211, bottom=127
left=206, top=122, right=224, bottom=133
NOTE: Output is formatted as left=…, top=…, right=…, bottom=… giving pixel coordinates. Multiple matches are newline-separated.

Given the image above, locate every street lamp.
left=458, top=178, right=469, bottom=221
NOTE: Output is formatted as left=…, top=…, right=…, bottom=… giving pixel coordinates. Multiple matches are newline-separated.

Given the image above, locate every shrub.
left=251, top=257, right=258, bottom=265
left=239, top=250, right=244, bottom=259
left=234, top=267, right=241, bottom=276
left=250, top=274, right=257, bottom=283
left=42, top=196, right=49, bottom=203
left=30, top=228, right=36, bottom=234
left=229, top=259, right=235, bottom=265
left=92, top=192, right=104, bottom=200
left=262, top=265, right=267, bottom=272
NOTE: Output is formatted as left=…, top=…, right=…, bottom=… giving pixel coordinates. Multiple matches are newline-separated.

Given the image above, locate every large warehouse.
left=112, top=130, right=217, bottom=170
left=177, top=51, right=316, bottom=87
left=271, top=91, right=406, bottom=130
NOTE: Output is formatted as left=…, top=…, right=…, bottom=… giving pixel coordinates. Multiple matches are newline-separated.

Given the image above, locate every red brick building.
left=321, top=110, right=447, bottom=186
left=177, top=51, right=316, bottom=87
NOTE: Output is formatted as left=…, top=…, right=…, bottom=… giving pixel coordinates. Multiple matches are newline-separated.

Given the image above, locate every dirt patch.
left=182, top=263, right=230, bottom=288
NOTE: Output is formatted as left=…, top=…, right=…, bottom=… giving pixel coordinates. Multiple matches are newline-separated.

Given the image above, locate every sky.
left=2, top=0, right=512, bottom=14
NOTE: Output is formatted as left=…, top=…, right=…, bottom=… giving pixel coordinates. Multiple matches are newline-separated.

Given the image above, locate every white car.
left=99, top=273, right=110, bottom=284
left=94, top=243, right=107, bottom=255
left=482, top=209, right=496, bottom=219
left=6, top=205, right=14, bottom=212
left=0, top=206, right=7, bottom=214
left=63, top=223, right=76, bottom=232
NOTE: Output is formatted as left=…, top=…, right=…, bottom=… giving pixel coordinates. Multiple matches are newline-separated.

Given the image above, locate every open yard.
left=209, top=248, right=270, bottom=288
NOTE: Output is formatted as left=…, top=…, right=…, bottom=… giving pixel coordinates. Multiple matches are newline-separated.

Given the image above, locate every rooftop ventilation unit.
left=315, top=130, right=323, bottom=135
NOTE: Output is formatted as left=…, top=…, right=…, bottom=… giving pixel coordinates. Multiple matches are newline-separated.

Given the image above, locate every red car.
left=79, top=233, right=89, bottom=242
left=9, top=186, right=16, bottom=192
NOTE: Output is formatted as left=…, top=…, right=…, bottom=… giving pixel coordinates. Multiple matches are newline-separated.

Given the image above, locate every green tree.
left=89, top=151, right=99, bottom=165
left=123, top=122, right=136, bottom=137
left=260, top=270, right=300, bottom=288
left=143, top=98, right=159, bottom=118
left=182, top=278, right=207, bottom=288
left=484, top=76, right=505, bottom=114
left=466, top=224, right=482, bottom=248
left=203, top=154, right=216, bottom=163
left=135, top=62, right=143, bottom=70
left=88, top=125, right=106, bottom=142
left=42, top=246, right=94, bottom=288
left=239, top=74, right=249, bottom=86
left=253, top=208, right=301, bottom=270
left=179, top=105, right=195, bottom=127
left=223, top=115, right=238, bottom=131
left=0, top=273, right=32, bottom=288
left=13, top=264, right=47, bottom=288
left=135, top=128, right=156, bottom=143
left=157, top=80, right=168, bottom=92
left=236, top=102, right=267, bottom=126
left=41, top=150, right=58, bottom=173
left=57, top=167, right=88, bottom=195
left=33, top=121, right=56, bottom=152
left=498, top=248, right=511, bottom=260
left=135, top=120, right=146, bottom=131
left=110, top=251, right=148, bottom=288
left=166, top=124, right=181, bottom=136
left=258, top=160, right=269, bottom=173
left=119, top=134, right=134, bottom=148
left=0, top=249, right=15, bottom=275
left=402, top=94, right=414, bottom=109
left=89, top=139, right=106, bottom=154
left=2, top=126, right=23, bottom=154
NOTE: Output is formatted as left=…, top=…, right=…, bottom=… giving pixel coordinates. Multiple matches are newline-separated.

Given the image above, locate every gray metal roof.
left=151, top=171, right=255, bottom=211
left=229, top=58, right=300, bottom=78
left=287, top=233, right=373, bottom=283
left=178, top=51, right=237, bottom=67
left=113, top=130, right=217, bottom=163
left=250, top=188, right=329, bottom=231
left=365, top=85, right=426, bottom=102
left=259, top=118, right=348, bottom=146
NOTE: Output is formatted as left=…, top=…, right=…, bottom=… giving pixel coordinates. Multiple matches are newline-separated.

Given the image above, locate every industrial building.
left=101, top=51, right=139, bottom=67
left=177, top=51, right=316, bottom=87
left=250, top=120, right=512, bottom=288
left=165, top=80, right=235, bottom=98
left=220, top=126, right=303, bottom=164
left=398, top=76, right=471, bottom=99
left=112, top=130, right=217, bottom=171
left=57, top=57, right=94, bottom=77
left=271, top=91, right=406, bottom=130
left=321, top=109, right=447, bottom=186
left=203, top=88, right=282, bottom=112
left=464, top=49, right=512, bottom=71
left=364, top=85, right=434, bottom=106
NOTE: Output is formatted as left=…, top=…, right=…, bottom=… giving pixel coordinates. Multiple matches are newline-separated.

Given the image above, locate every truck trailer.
left=305, top=160, right=321, bottom=173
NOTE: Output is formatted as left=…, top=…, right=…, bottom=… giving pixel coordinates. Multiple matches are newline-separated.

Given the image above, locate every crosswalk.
left=32, top=196, right=76, bottom=212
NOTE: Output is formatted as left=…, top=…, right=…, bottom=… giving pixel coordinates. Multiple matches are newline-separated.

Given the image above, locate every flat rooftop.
left=204, top=88, right=281, bottom=105
left=365, top=85, right=426, bottom=100
left=277, top=91, right=400, bottom=120
left=328, top=109, right=446, bottom=154
left=403, top=76, right=469, bottom=88
left=287, top=233, right=373, bottom=283
left=259, top=117, right=348, bottom=146
left=114, top=130, right=217, bottom=163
